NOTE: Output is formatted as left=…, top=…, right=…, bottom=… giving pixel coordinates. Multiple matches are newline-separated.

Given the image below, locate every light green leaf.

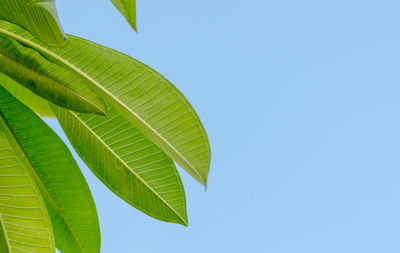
left=0, top=73, right=55, bottom=118
left=0, top=34, right=107, bottom=116
left=52, top=104, right=188, bottom=226
left=0, top=85, right=101, bottom=253
left=0, top=0, right=67, bottom=46
left=0, top=96, right=55, bottom=253
left=0, top=20, right=211, bottom=185
left=110, top=0, right=137, bottom=31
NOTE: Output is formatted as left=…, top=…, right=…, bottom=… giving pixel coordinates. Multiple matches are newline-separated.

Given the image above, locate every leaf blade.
left=0, top=73, right=55, bottom=117
left=0, top=85, right=101, bottom=252
left=110, top=0, right=137, bottom=31
left=52, top=104, right=188, bottom=226
left=0, top=96, right=55, bottom=253
left=0, top=21, right=211, bottom=185
left=0, top=214, right=11, bottom=253
left=0, top=34, right=107, bottom=116
left=0, top=0, right=67, bottom=46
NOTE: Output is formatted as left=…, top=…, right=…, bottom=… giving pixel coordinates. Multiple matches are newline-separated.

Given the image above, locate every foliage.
left=0, top=1, right=211, bottom=252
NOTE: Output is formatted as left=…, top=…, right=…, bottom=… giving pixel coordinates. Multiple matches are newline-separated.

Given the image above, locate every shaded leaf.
left=0, top=20, right=211, bottom=185
left=0, top=0, right=67, bottom=46
left=0, top=34, right=107, bottom=116
left=52, top=104, right=188, bottom=226
left=0, top=73, right=55, bottom=118
left=0, top=85, right=101, bottom=253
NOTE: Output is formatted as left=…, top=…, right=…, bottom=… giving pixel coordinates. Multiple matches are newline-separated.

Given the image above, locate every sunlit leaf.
left=0, top=85, right=101, bottom=252
left=52, top=104, right=188, bottom=226
left=0, top=20, right=211, bottom=185
left=0, top=0, right=67, bottom=46
left=0, top=214, right=11, bottom=252
left=110, top=0, right=137, bottom=31
left=0, top=91, right=55, bottom=253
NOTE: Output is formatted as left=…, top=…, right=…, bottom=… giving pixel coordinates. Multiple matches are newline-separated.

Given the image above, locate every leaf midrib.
left=0, top=28, right=206, bottom=185
left=67, top=110, right=188, bottom=225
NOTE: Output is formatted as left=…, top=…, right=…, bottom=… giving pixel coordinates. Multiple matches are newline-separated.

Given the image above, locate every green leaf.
left=110, top=0, right=137, bottom=31
left=52, top=104, right=188, bottom=226
left=0, top=214, right=11, bottom=252
left=0, top=77, right=186, bottom=225
left=0, top=97, right=55, bottom=253
left=0, top=85, right=101, bottom=252
left=0, top=34, right=107, bottom=116
left=0, top=0, right=67, bottom=46
left=0, top=73, right=55, bottom=118
left=0, top=20, right=211, bottom=185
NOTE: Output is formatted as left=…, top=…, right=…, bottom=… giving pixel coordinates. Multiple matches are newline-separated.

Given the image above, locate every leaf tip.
left=179, top=217, right=189, bottom=227
left=95, top=108, right=109, bottom=117
left=45, top=35, right=70, bottom=48
left=86, top=102, right=108, bottom=117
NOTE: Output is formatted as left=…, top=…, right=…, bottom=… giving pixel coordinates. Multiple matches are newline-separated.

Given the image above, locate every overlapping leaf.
left=0, top=92, right=55, bottom=253
left=0, top=0, right=67, bottom=46
left=0, top=20, right=211, bottom=185
left=0, top=72, right=188, bottom=225
left=0, top=34, right=107, bottom=116
left=110, top=0, right=137, bottom=31
left=0, top=73, right=54, bottom=117
left=52, top=104, right=188, bottom=225
left=0, top=85, right=101, bottom=253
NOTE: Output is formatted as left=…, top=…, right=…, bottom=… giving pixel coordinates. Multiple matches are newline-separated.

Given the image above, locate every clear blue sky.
left=48, top=0, right=400, bottom=252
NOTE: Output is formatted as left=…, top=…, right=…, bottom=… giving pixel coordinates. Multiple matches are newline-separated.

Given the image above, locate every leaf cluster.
left=0, top=1, right=211, bottom=252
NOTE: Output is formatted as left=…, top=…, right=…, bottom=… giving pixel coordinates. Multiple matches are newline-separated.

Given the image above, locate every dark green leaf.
left=0, top=34, right=107, bottom=116
left=0, top=73, right=55, bottom=117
